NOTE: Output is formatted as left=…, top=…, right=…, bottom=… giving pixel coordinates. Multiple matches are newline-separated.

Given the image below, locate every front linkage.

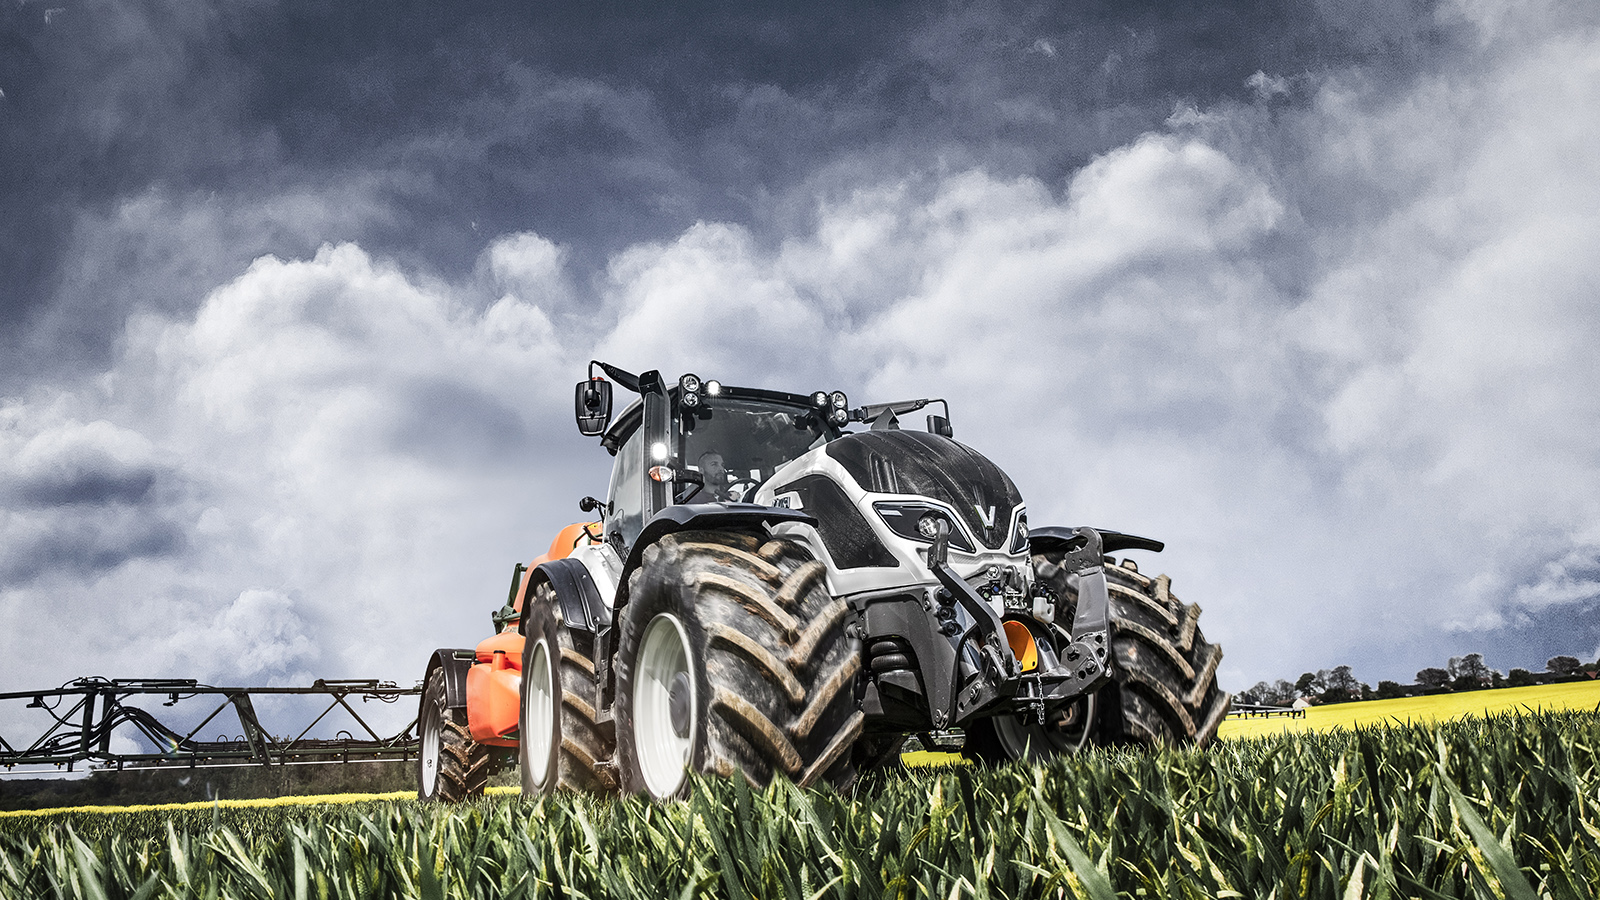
left=854, top=526, right=1112, bottom=736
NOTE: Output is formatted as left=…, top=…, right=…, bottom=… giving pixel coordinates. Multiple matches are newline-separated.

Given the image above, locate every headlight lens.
left=829, top=391, right=848, bottom=409
left=811, top=391, right=829, bottom=408
left=874, top=502, right=975, bottom=552
left=1010, top=514, right=1029, bottom=554
left=679, top=373, right=701, bottom=394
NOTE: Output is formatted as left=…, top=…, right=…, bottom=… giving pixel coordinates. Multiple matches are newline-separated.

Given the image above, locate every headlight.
left=873, top=502, right=975, bottom=552
left=811, top=391, right=828, bottom=408
left=705, top=380, right=722, bottom=396
left=680, top=391, right=700, bottom=409
left=679, top=373, right=701, bottom=394
left=829, top=391, right=848, bottom=410
left=1010, top=514, right=1029, bottom=554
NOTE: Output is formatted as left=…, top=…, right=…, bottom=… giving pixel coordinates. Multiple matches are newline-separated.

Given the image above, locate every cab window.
left=678, top=399, right=830, bottom=502
left=606, top=428, right=646, bottom=547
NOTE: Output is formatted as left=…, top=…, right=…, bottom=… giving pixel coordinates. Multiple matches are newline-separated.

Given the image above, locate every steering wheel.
left=723, top=480, right=759, bottom=503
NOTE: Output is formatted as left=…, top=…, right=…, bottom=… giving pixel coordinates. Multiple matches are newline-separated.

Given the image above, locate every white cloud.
left=149, top=589, right=320, bottom=684
left=1247, top=71, right=1292, bottom=99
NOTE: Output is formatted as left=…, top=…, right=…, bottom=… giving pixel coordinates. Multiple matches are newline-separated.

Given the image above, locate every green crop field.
left=3, top=709, right=1598, bottom=899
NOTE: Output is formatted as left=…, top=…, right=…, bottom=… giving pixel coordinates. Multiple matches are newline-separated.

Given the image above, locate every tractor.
left=417, top=363, right=1230, bottom=801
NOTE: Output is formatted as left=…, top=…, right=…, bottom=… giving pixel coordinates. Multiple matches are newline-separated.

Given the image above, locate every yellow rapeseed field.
left=1219, top=678, right=1600, bottom=739
left=0, top=784, right=521, bottom=819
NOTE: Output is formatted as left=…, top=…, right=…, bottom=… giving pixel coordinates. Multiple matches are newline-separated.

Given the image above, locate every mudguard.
left=1029, top=525, right=1164, bottom=556
left=618, top=502, right=817, bottom=592
left=525, top=557, right=610, bottom=648
left=423, top=648, right=475, bottom=712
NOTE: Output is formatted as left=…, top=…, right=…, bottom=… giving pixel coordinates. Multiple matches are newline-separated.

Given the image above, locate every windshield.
left=678, top=398, right=831, bottom=502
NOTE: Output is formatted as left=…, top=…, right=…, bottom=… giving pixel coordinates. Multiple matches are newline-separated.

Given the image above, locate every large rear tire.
left=520, top=585, right=614, bottom=794
left=615, top=531, right=863, bottom=799
left=1038, top=554, right=1231, bottom=747
left=417, top=667, right=489, bottom=801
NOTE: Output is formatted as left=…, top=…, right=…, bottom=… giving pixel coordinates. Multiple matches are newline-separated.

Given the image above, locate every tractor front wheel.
left=962, top=694, right=1098, bottom=763
left=1040, top=554, right=1232, bottom=748
left=966, top=554, right=1231, bottom=764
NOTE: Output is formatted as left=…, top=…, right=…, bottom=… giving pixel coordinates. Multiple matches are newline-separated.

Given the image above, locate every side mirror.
left=927, top=414, right=953, bottom=438
left=575, top=379, right=613, bottom=436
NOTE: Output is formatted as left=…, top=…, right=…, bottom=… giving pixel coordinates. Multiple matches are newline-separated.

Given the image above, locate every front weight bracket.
left=1047, top=527, right=1112, bottom=701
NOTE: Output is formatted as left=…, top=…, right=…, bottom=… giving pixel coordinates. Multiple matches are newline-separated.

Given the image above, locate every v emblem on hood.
left=976, top=504, right=997, bottom=529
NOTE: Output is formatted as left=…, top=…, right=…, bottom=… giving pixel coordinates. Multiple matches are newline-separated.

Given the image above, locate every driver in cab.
left=697, top=450, right=737, bottom=502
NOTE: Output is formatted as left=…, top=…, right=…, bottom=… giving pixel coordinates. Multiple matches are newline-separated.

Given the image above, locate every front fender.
left=1029, top=525, right=1164, bottom=557
left=618, top=502, right=817, bottom=597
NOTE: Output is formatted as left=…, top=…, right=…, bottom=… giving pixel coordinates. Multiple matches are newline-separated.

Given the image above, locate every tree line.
left=1236, top=654, right=1599, bottom=707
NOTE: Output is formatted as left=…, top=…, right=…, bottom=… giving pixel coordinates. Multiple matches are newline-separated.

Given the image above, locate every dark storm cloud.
left=0, top=514, right=186, bottom=584
left=1, top=0, right=1453, bottom=380
left=5, top=0, right=1594, bottom=696
left=0, top=414, right=190, bottom=583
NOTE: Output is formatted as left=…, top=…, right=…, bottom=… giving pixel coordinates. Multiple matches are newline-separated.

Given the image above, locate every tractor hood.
left=824, top=430, right=1024, bottom=551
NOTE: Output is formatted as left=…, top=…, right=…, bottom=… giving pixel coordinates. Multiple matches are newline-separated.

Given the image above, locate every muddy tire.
left=615, top=531, right=863, bottom=799
left=1034, top=553, right=1232, bottom=748
left=417, top=667, right=489, bottom=801
left=520, top=584, right=614, bottom=794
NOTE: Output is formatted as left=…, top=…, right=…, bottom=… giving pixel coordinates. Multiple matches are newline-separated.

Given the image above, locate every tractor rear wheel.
left=417, top=667, right=489, bottom=801
left=615, top=531, right=863, bottom=799
left=1037, top=554, right=1232, bottom=748
left=520, top=585, right=614, bottom=794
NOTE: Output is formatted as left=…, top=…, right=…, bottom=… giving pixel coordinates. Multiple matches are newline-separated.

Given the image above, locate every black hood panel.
left=825, top=431, right=1023, bottom=550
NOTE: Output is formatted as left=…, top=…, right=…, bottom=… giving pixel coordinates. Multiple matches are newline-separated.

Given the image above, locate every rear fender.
left=525, top=558, right=610, bottom=647
left=422, top=648, right=475, bottom=714
left=523, top=557, right=613, bottom=724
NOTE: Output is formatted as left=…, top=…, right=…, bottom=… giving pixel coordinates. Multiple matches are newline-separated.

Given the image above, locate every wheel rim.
left=993, top=694, right=1097, bottom=760
left=523, top=637, right=555, bottom=788
left=420, top=700, right=441, bottom=797
left=634, top=612, right=695, bottom=798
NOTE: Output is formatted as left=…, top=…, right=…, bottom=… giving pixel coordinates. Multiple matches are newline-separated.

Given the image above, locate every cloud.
left=0, top=409, right=189, bottom=584
left=123, top=589, right=321, bottom=686
left=1247, top=71, right=1292, bottom=99
left=2, top=0, right=1598, bottom=700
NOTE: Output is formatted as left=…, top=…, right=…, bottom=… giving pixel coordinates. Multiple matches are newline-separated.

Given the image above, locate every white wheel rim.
left=421, top=704, right=441, bottom=796
left=634, top=612, right=694, bottom=798
left=524, top=637, right=555, bottom=788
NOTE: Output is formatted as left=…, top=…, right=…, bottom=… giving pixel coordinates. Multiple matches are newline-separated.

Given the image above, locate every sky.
left=2, top=0, right=1598, bottom=714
